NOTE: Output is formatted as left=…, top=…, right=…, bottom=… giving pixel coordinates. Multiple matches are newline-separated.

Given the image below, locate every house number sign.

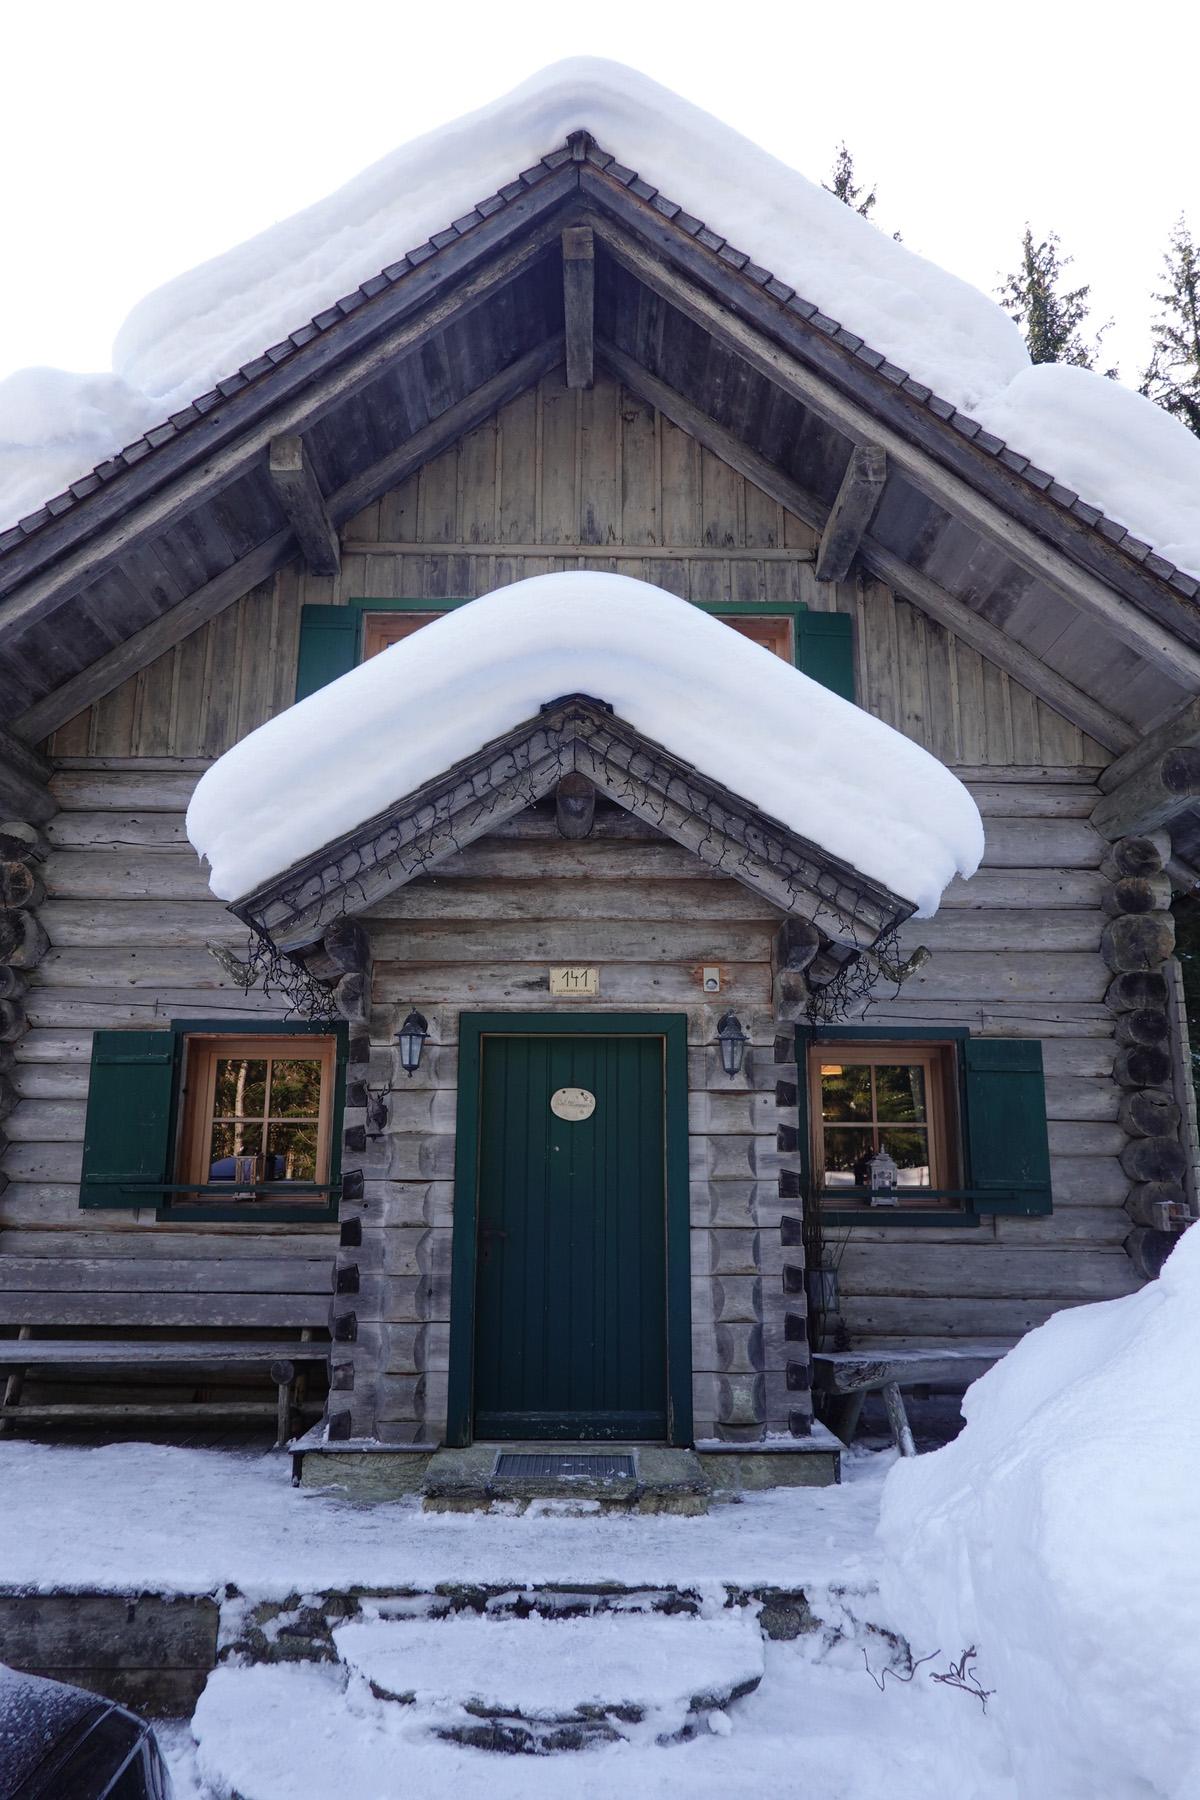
left=550, top=1087, right=596, bottom=1122
left=549, top=965, right=599, bottom=997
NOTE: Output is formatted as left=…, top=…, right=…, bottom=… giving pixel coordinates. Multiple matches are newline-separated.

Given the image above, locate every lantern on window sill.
left=395, top=1008, right=429, bottom=1077
left=716, top=1012, right=747, bottom=1079
left=860, top=1147, right=900, bottom=1206
left=231, top=1152, right=266, bottom=1199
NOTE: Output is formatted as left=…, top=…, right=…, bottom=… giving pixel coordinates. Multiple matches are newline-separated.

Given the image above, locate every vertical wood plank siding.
left=12, top=360, right=1140, bottom=1441
left=48, top=368, right=1107, bottom=768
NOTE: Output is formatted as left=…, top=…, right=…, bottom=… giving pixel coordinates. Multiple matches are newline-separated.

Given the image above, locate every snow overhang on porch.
left=186, top=572, right=982, bottom=958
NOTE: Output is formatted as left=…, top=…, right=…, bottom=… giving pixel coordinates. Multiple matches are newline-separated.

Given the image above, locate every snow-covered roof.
left=185, top=572, right=984, bottom=917
left=3, top=58, right=1200, bottom=587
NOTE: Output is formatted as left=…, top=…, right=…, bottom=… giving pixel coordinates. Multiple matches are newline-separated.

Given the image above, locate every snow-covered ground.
left=4, top=58, right=1200, bottom=580
left=187, top=571, right=984, bottom=913
left=0, top=1436, right=885, bottom=1598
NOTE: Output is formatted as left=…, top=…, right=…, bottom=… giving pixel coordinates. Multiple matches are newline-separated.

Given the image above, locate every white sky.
left=2, top=0, right=1197, bottom=397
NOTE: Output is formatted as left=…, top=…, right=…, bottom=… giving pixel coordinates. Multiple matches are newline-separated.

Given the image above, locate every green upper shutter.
left=963, top=1038, right=1053, bottom=1215
left=797, top=610, right=855, bottom=702
left=79, top=1030, right=179, bottom=1209
left=295, top=605, right=359, bottom=702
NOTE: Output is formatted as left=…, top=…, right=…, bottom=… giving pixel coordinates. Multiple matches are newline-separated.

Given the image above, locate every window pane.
left=214, top=1058, right=267, bottom=1119
left=880, top=1126, right=931, bottom=1186
left=266, top=1122, right=319, bottom=1181
left=874, top=1064, right=927, bottom=1123
left=209, top=1120, right=263, bottom=1175
left=269, top=1058, right=324, bottom=1118
left=823, top=1125, right=874, bottom=1184
left=821, top=1065, right=872, bottom=1122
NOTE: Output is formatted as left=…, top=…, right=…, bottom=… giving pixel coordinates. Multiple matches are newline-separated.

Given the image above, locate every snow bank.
left=879, top=1223, right=1200, bottom=1800
left=0, top=366, right=160, bottom=529
left=185, top=572, right=983, bottom=915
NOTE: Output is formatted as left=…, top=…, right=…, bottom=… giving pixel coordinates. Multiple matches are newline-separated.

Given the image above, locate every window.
left=178, top=1036, right=337, bottom=1199
left=810, top=1042, right=957, bottom=1206
left=295, top=600, right=855, bottom=703
left=79, top=1021, right=347, bottom=1220
left=799, top=1030, right=1054, bottom=1223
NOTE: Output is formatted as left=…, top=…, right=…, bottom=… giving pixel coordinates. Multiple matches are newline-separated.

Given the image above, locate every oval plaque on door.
left=550, top=1086, right=596, bottom=1122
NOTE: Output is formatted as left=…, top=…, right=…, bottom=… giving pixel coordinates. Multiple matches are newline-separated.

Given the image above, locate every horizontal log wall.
left=45, top=368, right=1107, bottom=771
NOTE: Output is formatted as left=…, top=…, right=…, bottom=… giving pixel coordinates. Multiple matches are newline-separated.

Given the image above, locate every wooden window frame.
left=348, top=597, right=809, bottom=668
left=163, top=1019, right=346, bottom=1223
left=799, top=1025, right=980, bottom=1228
left=808, top=1041, right=957, bottom=1204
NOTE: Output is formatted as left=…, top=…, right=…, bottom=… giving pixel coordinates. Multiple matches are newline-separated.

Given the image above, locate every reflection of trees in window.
left=817, top=1056, right=935, bottom=1189
left=209, top=1055, right=323, bottom=1181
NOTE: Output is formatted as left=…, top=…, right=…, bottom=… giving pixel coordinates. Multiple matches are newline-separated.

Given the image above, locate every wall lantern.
left=716, top=1012, right=746, bottom=1079
left=395, top=1008, right=429, bottom=1077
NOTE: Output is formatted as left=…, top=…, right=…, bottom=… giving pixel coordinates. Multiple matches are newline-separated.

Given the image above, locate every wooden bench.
left=0, top=1252, right=335, bottom=1447
left=812, top=1344, right=1013, bottom=1456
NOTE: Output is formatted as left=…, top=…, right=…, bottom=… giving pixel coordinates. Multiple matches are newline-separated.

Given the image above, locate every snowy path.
left=0, top=1439, right=886, bottom=1599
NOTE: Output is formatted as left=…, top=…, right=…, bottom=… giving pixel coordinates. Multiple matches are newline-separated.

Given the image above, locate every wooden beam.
left=14, top=337, right=564, bottom=742
left=1092, top=748, right=1200, bottom=840
left=597, top=338, right=1134, bottom=753
left=816, top=446, right=886, bottom=581
left=268, top=436, right=340, bottom=576
left=562, top=227, right=594, bottom=390
left=1098, top=693, right=1200, bottom=795
left=593, top=217, right=1200, bottom=694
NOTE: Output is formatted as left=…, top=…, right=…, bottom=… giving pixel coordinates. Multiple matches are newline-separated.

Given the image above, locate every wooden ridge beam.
left=597, top=338, right=1134, bottom=753
left=268, top=436, right=340, bottom=577
left=816, top=446, right=886, bottom=581
left=562, top=227, right=595, bottom=390
left=593, top=216, right=1200, bottom=694
left=1092, top=747, right=1200, bottom=840
left=14, top=336, right=565, bottom=743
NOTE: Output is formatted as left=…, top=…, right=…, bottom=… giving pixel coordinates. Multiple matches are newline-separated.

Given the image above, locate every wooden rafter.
left=267, top=436, right=340, bottom=577
left=233, top=694, right=912, bottom=952
left=816, top=446, right=886, bottom=582
left=562, top=227, right=595, bottom=389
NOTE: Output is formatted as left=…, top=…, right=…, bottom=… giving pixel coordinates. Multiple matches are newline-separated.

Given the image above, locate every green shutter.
left=79, top=1030, right=179, bottom=1209
left=797, top=610, right=855, bottom=702
left=964, top=1038, right=1053, bottom=1215
left=295, top=605, right=359, bottom=701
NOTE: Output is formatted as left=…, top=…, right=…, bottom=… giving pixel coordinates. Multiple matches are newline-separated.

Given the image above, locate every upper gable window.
left=295, top=599, right=853, bottom=701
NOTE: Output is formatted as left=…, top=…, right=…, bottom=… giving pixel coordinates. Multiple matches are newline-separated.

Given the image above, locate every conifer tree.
left=824, top=143, right=876, bottom=219
left=1140, top=218, right=1200, bottom=438
left=999, top=228, right=1115, bottom=374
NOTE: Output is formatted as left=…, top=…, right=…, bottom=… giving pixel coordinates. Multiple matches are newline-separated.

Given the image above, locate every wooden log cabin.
left=0, top=81, right=1197, bottom=1476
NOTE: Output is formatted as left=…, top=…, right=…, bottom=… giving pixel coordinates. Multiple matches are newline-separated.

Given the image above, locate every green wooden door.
left=473, top=1032, right=668, bottom=1441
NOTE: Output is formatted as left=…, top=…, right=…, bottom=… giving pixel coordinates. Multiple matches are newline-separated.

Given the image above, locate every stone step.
left=333, top=1610, right=765, bottom=1749
left=421, top=1443, right=712, bottom=1513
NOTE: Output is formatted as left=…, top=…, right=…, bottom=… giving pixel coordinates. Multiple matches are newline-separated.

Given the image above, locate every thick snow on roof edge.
left=185, top=572, right=983, bottom=918
left=4, top=57, right=1200, bottom=581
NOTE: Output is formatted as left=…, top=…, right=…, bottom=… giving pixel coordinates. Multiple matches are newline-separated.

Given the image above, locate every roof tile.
left=630, top=178, right=658, bottom=202
left=856, top=346, right=885, bottom=369
left=838, top=331, right=864, bottom=353
left=1145, top=551, right=1177, bottom=578
left=928, top=396, right=955, bottom=419
left=542, top=147, right=572, bottom=170
left=1071, top=499, right=1102, bottom=525
left=675, top=211, right=703, bottom=236
left=975, top=429, right=1004, bottom=455
left=651, top=196, right=681, bottom=220
left=1120, top=534, right=1152, bottom=562
left=122, top=438, right=154, bottom=461
left=1048, top=481, right=1080, bottom=507
left=289, top=323, right=319, bottom=348
left=430, top=228, right=459, bottom=250
left=1097, top=517, right=1128, bottom=543
left=786, top=296, right=818, bottom=320
left=1169, top=570, right=1200, bottom=597
left=497, top=180, right=525, bottom=202
left=312, top=308, right=342, bottom=330
left=169, top=405, right=201, bottom=427
left=239, top=356, right=273, bottom=380
left=999, top=448, right=1030, bottom=473
left=146, top=423, right=178, bottom=447
left=718, top=246, right=749, bottom=270
left=68, top=474, right=101, bottom=500
left=476, top=194, right=506, bottom=218
left=902, top=378, right=932, bottom=402
left=0, top=527, right=21, bottom=553
left=360, top=274, right=389, bottom=298
left=17, top=508, right=50, bottom=532
left=811, top=312, right=840, bottom=335
left=406, top=242, right=437, bottom=265
left=950, top=413, right=982, bottom=439
left=585, top=146, right=614, bottom=169
left=696, top=227, right=725, bottom=252
left=1022, top=465, right=1053, bottom=490
left=382, top=260, right=410, bottom=282
left=765, top=278, right=795, bottom=303
left=518, top=164, right=545, bottom=186
left=607, top=161, right=637, bottom=186
left=45, top=492, right=75, bottom=516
